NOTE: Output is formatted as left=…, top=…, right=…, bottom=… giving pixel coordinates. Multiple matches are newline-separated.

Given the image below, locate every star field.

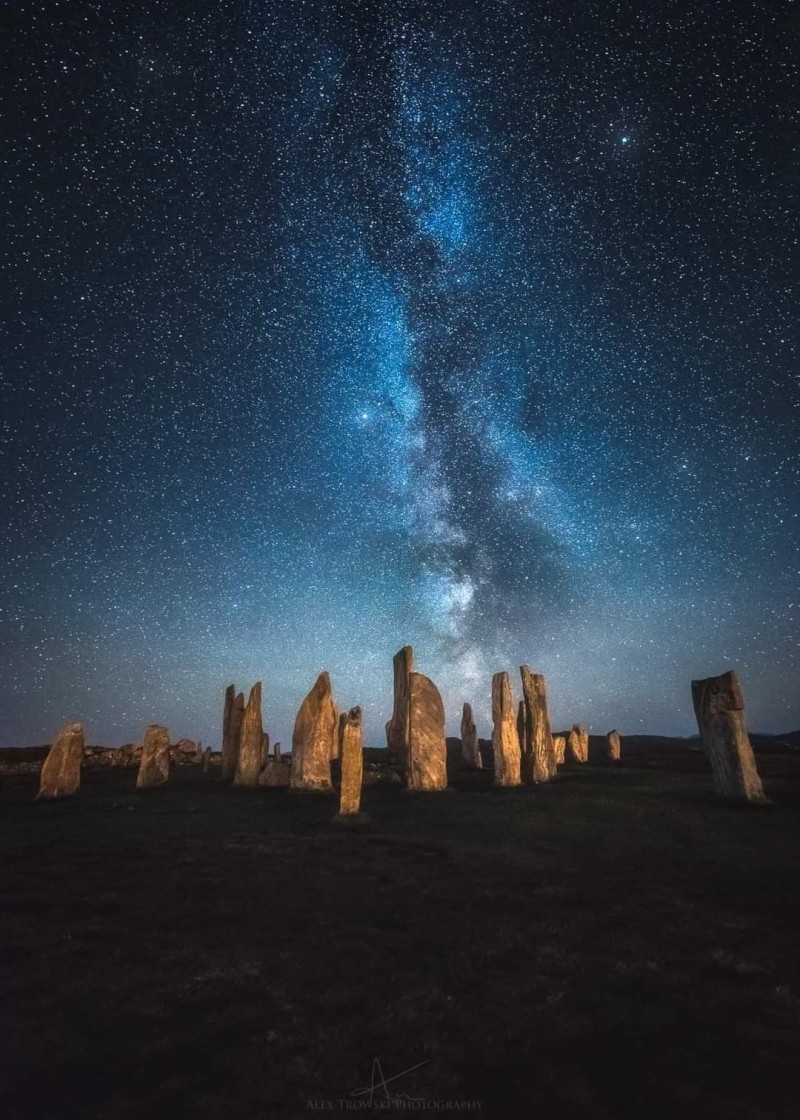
left=1, top=0, right=798, bottom=748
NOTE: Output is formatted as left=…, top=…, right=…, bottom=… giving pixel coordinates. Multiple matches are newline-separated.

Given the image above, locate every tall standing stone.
left=37, top=722, right=84, bottom=800
left=460, top=703, right=482, bottom=769
left=136, top=724, right=170, bottom=789
left=553, top=735, right=566, bottom=765
left=520, top=666, right=557, bottom=783
left=234, top=683, right=264, bottom=787
left=605, top=729, right=621, bottom=761
left=491, top=673, right=522, bottom=787
left=567, top=724, right=589, bottom=764
left=691, top=671, right=766, bottom=803
left=337, top=707, right=364, bottom=816
left=221, top=684, right=244, bottom=782
left=290, top=671, right=336, bottom=790
left=407, top=672, right=448, bottom=790
left=517, top=702, right=526, bottom=758
left=386, top=645, right=414, bottom=769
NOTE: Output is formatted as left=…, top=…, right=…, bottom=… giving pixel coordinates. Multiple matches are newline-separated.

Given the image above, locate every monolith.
left=517, top=702, right=526, bottom=757
left=386, top=645, right=414, bottom=769
left=37, top=722, right=84, bottom=799
left=606, top=729, right=621, bottom=761
left=691, top=671, right=765, bottom=802
left=567, top=724, right=589, bottom=763
left=407, top=672, right=447, bottom=790
left=290, top=671, right=336, bottom=790
left=338, top=707, right=364, bottom=815
left=491, top=673, right=522, bottom=787
left=553, top=734, right=566, bottom=764
left=221, top=685, right=245, bottom=782
left=136, top=724, right=170, bottom=789
left=460, top=703, right=482, bottom=769
left=520, top=666, right=557, bottom=783
left=234, top=683, right=264, bottom=787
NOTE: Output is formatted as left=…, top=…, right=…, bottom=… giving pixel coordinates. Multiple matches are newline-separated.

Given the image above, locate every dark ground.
left=1, top=741, right=799, bottom=1119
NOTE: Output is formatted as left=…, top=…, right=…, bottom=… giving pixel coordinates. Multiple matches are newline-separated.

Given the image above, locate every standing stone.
left=553, top=735, right=566, bottom=765
left=274, top=742, right=282, bottom=759
left=136, top=725, right=170, bottom=789
left=234, top=683, right=264, bottom=787
left=221, top=685, right=245, bottom=782
left=337, top=707, right=364, bottom=816
left=567, top=724, right=589, bottom=764
left=605, top=729, right=622, bottom=761
left=37, top=722, right=84, bottom=800
left=407, top=672, right=448, bottom=790
left=290, top=672, right=337, bottom=790
left=331, top=703, right=342, bottom=760
left=386, top=645, right=414, bottom=769
left=517, top=702, right=526, bottom=758
left=491, top=673, right=522, bottom=787
left=202, top=747, right=212, bottom=773
left=691, top=671, right=766, bottom=802
left=460, top=703, right=482, bottom=769
left=520, top=666, right=557, bottom=783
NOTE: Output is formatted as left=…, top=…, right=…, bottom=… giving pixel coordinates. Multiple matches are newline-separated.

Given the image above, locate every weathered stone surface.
left=407, top=672, right=448, bottom=791
left=331, top=703, right=342, bottom=760
left=221, top=685, right=244, bottom=782
left=290, top=672, right=336, bottom=790
left=553, top=734, right=566, bottom=765
left=37, top=722, right=84, bottom=799
left=567, top=724, right=589, bottom=764
left=520, top=666, right=557, bottom=783
left=491, top=673, right=522, bottom=787
left=234, top=683, right=264, bottom=787
left=258, top=757, right=291, bottom=787
left=517, top=702, right=526, bottom=758
left=136, top=724, right=170, bottom=789
left=338, top=707, right=364, bottom=815
left=460, top=703, right=482, bottom=769
left=691, top=671, right=765, bottom=802
left=386, top=645, right=414, bottom=769
left=606, top=729, right=622, bottom=761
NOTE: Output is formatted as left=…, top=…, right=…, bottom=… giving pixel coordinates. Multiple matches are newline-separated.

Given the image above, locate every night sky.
left=1, top=0, right=798, bottom=749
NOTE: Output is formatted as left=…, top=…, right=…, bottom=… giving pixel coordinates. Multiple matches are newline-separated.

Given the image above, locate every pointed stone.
left=520, top=666, right=557, bottom=783
left=691, top=671, right=765, bottom=803
left=491, top=673, right=521, bottom=787
left=567, top=724, right=589, bottom=763
left=605, top=729, right=621, bottom=761
left=221, top=685, right=244, bottom=782
left=136, top=724, right=170, bottom=789
left=408, top=672, right=447, bottom=790
left=386, top=645, right=414, bottom=769
left=338, top=707, right=364, bottom=815
left=290, top=672, right=336, bottom=790
left=460, top=703, right=482, bottom=769
left=37, top=722, right=84, bottom=799
left=234, top=683, right=264, bottom=787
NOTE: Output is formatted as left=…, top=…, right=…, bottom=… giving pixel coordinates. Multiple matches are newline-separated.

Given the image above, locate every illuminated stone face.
left=407, top=672, right=448, bottom=792
left=691, top=672, right=765, bottom=803
left=290, top=672, right=336, bottom=792
left=37, top=723, right=84, bottom=800
left=520, top=667, right=557, bottom=784
left=136, top=724, right=170, bottom=789
left=491, top=672, right=521, bottom=788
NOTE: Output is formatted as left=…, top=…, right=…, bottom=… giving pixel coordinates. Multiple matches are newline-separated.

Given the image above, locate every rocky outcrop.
left=221, top=685, right=244, bottom=782
left=491, top=673, right=521, bottom=787
left=691, top=671, right=765, bottom=802
left=520, top=667, right=557, bottom=783
left=606, top=729, right=621, bottom=761
left=460, top=703, right=482, bottom=769
left=37, top=723, right=84, bottom=799
left=386, top=646, right=414, bottom=769
left=407, top=672, right=448, bottom=791
left=567, top=724, right=589, bottom=764
left=338, top=707, right=364, bottom=815
left=290, top=672, right=336, bottom=790
left=234, top=683, right=264, bottom=787
left=136, top=724, right=170, bottom=789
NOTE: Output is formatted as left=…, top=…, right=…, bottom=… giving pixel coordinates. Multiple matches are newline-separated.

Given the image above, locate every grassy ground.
left=1, top=753, right=799, bottom=1119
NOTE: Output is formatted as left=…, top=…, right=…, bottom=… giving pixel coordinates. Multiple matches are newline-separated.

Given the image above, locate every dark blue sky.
left=1, top=0, right=798, bottom=748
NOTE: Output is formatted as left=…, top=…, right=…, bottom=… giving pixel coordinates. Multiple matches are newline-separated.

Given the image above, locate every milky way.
left=1, top=1, right=798, bottom=747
